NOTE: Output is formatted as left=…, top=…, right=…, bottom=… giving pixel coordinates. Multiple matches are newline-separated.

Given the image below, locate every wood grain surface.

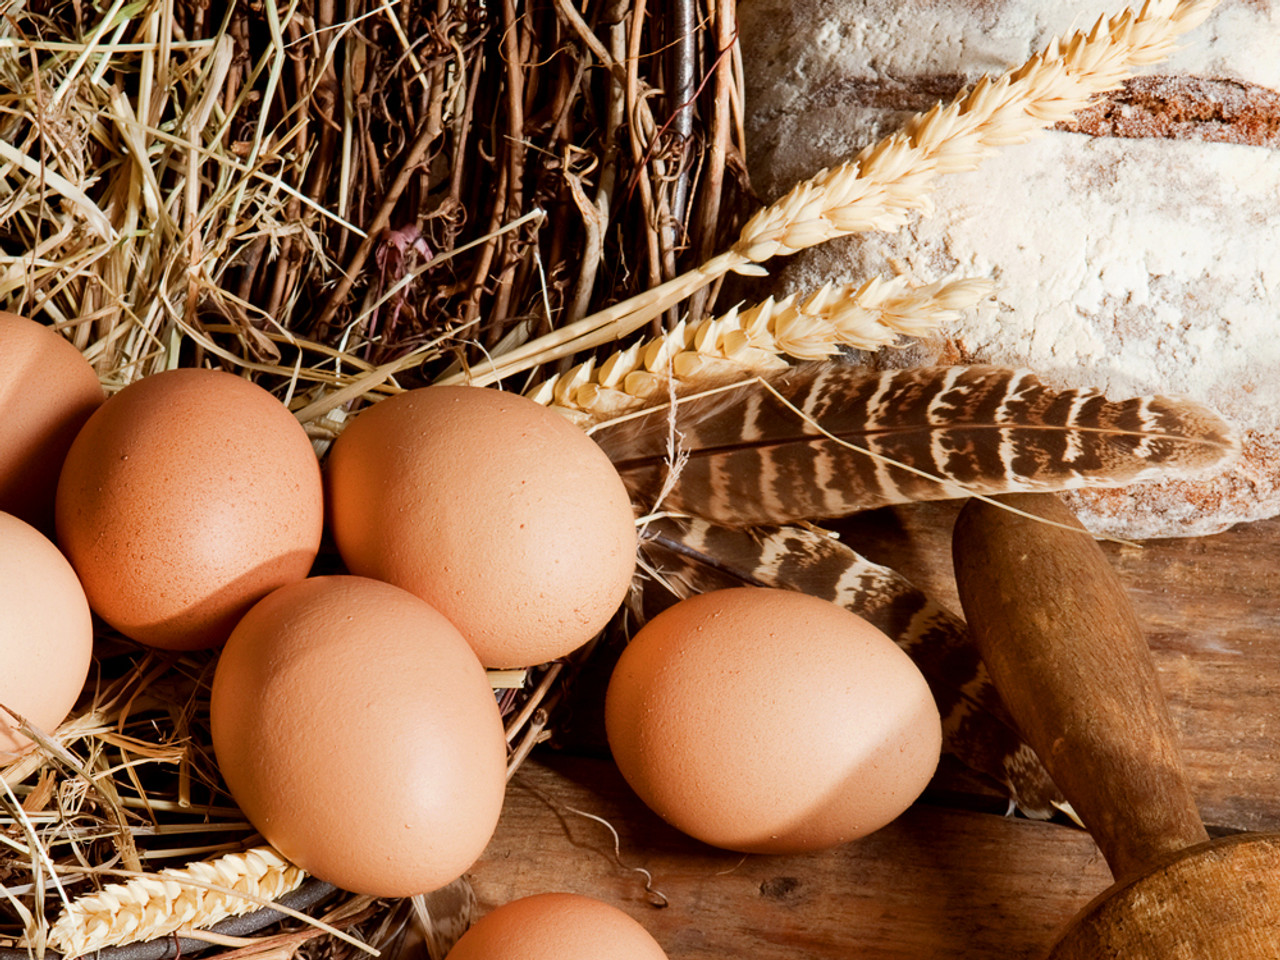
left=467, top=503, right=1280, bottom=958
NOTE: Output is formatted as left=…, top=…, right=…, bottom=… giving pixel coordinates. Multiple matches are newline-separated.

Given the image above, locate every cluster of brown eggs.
left=2, top=311, right=942, bottom=956
left=3, top=311, right=637, bottom=894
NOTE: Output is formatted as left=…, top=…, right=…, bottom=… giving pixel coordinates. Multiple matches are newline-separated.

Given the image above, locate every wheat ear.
left=731, top=0, right=1215, bottom=260
left=447, top=0, right=1217, bottom=389
left=48, top=846, right=306, bottom=955
left=526, top=276, right=991, bottom=423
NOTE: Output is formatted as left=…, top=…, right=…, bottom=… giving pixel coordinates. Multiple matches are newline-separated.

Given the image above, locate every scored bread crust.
left=739, top=0, right=1280, bottom=538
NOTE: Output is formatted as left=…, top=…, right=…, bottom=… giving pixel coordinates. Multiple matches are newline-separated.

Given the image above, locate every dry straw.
left=449, top=0, right=1220, bottom=391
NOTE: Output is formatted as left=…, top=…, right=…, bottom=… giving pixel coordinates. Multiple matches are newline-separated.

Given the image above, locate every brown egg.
left=605, top=587, right=942, bottom=854
left=327, top=386, right=636, bottom=668
left=0, top=312, right=104, bottom=532
left=55, top=368, right=323, bottom=650
left=210, top=575, right=507, bottom=897
left=0, top=512, right=94, bottom=758
left=445, top=893, right=669, bottom=960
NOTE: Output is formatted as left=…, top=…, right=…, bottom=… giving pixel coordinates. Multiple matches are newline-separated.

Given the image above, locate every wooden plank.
left=473, top=756, right=1114, bottom=959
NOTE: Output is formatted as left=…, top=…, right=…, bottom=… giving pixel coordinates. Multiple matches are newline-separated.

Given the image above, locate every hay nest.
left=0, top=0, right=747, bottom=956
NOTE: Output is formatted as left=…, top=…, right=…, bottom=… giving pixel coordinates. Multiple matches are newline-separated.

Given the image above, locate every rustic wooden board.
left=469, top=504, right=1280, bottom=956
left=475, top=755, right=1113, bottom=959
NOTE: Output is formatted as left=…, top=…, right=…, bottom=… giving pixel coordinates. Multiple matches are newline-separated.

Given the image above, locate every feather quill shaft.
left=597, top=364, right=1239, bottom=525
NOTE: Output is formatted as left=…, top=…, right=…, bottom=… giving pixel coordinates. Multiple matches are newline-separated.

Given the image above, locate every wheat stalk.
left=732, top=0, right=1214, bottom=260
left=48, top=846, right=306, bottom=955
left=447, top=0, right=1218, bottom=389
left=526, top=276, right=991, bottom=423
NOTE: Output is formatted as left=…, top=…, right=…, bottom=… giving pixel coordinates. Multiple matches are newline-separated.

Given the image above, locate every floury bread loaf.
left=737, top=0, right=1280, bottom=538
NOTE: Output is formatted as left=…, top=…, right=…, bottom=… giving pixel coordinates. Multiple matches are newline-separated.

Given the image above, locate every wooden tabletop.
left=466, top=501, right=1280, bottom=958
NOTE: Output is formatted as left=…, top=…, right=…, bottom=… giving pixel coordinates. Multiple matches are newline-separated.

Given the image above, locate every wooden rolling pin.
left=952, top=492, right=1280, bottom=958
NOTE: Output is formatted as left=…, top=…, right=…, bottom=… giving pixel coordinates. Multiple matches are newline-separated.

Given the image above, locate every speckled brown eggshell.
left=0, top=312, right=104, bottom=533
left=327, top=386, right=637, bottom=668
left=444, top=893, right=669, bottom=960
left=210, top=575, right=508, bottom=897
left=0, top=512, right=94, bottom=758
left=55, top=368, right=323, bottom=650
left=605, top=587, right=942, bottom=854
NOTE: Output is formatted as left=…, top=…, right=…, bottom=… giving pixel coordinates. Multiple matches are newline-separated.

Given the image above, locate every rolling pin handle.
left=952, top=493, right=1209, bottom=881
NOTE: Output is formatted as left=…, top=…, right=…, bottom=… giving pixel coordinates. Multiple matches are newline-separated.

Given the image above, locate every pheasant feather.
left=640, top=516, right=1063, bottom=818
left=596, top=364, right=1239, bottom=525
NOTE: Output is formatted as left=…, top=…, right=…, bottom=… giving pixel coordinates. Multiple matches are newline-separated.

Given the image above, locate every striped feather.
left=639, top=515, right=1065, bottom=819
left=596, top=364, right=1239, bottom=525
